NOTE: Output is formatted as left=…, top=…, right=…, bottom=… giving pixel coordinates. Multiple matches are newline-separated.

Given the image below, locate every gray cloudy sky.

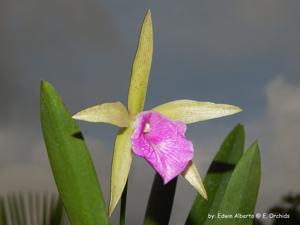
left=0, top=0, right=300, bottom=224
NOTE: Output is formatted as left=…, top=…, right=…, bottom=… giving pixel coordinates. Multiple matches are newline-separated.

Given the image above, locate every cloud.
left=249, top=76, right=300, bottom=211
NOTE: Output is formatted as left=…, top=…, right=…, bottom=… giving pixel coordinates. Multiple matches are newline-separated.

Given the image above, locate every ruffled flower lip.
left=131, top=111, right=194, bottom=184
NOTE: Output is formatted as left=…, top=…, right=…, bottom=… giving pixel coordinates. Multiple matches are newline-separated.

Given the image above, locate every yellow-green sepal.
left=109, top=127, right=133, bottom=216
left=127, top=10, right=153, bottom=116
left=152, top=99, right=242, bottom=124
left=182, top=161, right=207, bottom=200
left=73, top=101, right=130, bottom=127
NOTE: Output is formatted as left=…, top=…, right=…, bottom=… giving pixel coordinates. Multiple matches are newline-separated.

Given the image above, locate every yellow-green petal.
left=127, top=10, right=153, bottom=116
left=109, top=127, right=133, bottom=216
left=72, top=102, right=130, bottom=127
left=182, top=162, right=207, bottom=200
left=152, top=99, right=242, bottom=124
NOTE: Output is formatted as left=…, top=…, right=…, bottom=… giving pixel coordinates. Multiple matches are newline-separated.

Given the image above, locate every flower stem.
left=120, top=181, right=128, bottom=225
left=143, top=173, right=177, bottom=225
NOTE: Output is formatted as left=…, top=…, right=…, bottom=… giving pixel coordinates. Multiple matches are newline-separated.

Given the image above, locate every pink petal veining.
left=131, top=111, right=194, bottom=184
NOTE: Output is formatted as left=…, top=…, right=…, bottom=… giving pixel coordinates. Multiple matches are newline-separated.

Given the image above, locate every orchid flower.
left=72, top=10, right=241, bottom=216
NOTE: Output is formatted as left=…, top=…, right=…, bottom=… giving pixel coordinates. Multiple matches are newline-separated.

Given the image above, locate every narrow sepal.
left=109, top=127, right=133, bottom=216
left=128, top=10, right=153, bottom=116
left=73, top=102, right=130, bottom=127
left=182, top=161, right=207, bottom=200
left=152, top=100, right=242, bottom=124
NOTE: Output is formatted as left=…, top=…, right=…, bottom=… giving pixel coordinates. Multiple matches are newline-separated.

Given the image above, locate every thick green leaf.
left=43, top=193, right=48, bottom=225
left=109, top=127, right=133, bottom=216
left=50, top=197, right=64, bottom=225
left=28, top=192, right=38, bottom=225
left=152, top=100, right=242, bottom=124
left=18, top=193, right=27, bottom=225
left=186, top=124, right=245, bottom=225
left=0, top=196, right=7, bottom=225
left=72, top=102, right=130, bottom=127
left=127, top=10, right=153, bottom=116
left=143, top=174, right=177, bottom=225
left=8, top=194, right=21, bottom=225
left=35, top=193, right=41, bottom=225
left=40, top=81, right=110, bottom=225
left=210, top=142, right=261, bottom=225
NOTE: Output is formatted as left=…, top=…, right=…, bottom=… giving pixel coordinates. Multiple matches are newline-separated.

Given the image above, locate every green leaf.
left=0, top=193, right=66, bottom=225
left=28, top=192, right=37, bottom=225
left=72, top=102, right=130, bottom=127
left=8, top=194, right=21, bottom=225
left=18, top=193, right=27, bottom=225
left=210, top=142, right=261, bottom=225
left=50, top=197, right=64, bottom=225
left=152, top=100, right=242, bottom=124
left=143, top=174, right=177, bottom=225
left=40, top=81, right=110, bottom=225
left=127, top=10, right=153, bottom=116
left=182, top=162, right=207, bottom=200
left=119, top=183, right=128, bottom=225
left=0, top=196, right=7, bottom=225
left=109, top=127, right=133, bottom=216
left=43, top=193, right=48, bottom=225
left=186, top=124, right=245, bottom=225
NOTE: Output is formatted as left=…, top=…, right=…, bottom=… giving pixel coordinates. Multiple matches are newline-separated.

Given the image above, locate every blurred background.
left=0, top=0, right=299, bottom=224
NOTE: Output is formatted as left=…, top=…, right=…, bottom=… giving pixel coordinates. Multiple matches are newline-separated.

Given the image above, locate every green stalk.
left=143, top=174, right=177, bottom=225
left=120, top=182, right=128, bottom=225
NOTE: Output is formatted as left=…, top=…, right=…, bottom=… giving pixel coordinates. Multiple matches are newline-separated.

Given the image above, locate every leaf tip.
left=72, top=110, right=92, bottom=122
left=72, top=112, right=82, bottom=120
left=40, top=80, right=50, bottom=92
left=145, top=9, right=152, bottom=21
left=40, top=80, right=59, bottom=101
left=108, top=197, right=117, bottom=217
left=236, top=123, right=244, bottom=128
left=245, top=141, right=261, bottom=167
left=182, top=162, right=207, bottom=200
left=234, top=106, right=243, bottom=114
left=198, top=184, right=208, bottom=200
left=253, top=142, right=261, bottom=159
left=202, top=189, right=208, bottom=200
left=40, top=79, right=46, bottom=87
left=223, top=105, right=242, bottom=118
left=234, top=123, right=245, bottom=135
left=253, top=139, right=259, bottom=146
left=146, top=9, right=151, bottom=15
left=249, top=140, right=260, bottom=152
left=143, top=9, right=153, bottom=35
